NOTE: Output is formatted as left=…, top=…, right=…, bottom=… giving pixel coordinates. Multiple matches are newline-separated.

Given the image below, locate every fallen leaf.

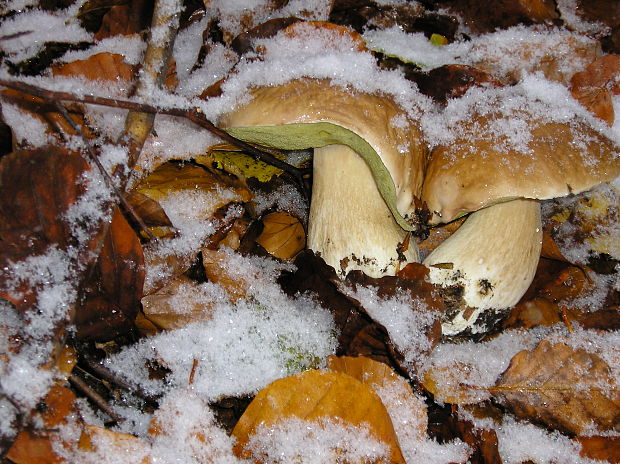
left=141, top=276, right=215, bottom=330
left=78, top=425, right=151, bottom=464
left=0, top=146, right=90, bottom=311
left=283, top=21, right=367, bottom=51
left=232, top=369, right=406, bottom=463
left=76, top=207, right=145, bottom=341
left=327, top=355, right=428, bottom=440
left=422, top=362, right=487, bottom=405
left=231, top=17, right=301, bottom=55
left=52, top=52, right=135, bottom=83
left=202, top=248, right=248, bottom=300
left=135, top=161, right=251, bottom=205
left=495, top=340, right=620, bottom=435
left=6, top=385, right=78, bottom=464
left=576, top=435, right=620, bottom=463
left=255, top=211, right=305, bottom=260
left=124, top=190, right=176, bottom=240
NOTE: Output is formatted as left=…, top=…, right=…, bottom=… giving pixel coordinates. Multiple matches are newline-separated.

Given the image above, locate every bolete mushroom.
left=219, top=79, right=427, bottom=277
left=421, top=113, right=620, bottom=334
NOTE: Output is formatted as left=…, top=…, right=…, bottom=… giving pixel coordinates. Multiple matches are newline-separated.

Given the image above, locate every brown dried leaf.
left=141, top=276, right=215, bottom=330
left=255, top=211, right=305, bottom=260
left=495, top=340, right=620, bottom=435
left=283, top=21, right=367, bottom=51
left=231, top=17, right=301, bottom=55
left=232, top=369, right=406, bottom=463
left=422, top=362, right=488, bottom=405
left=94, top=3, right=151, bottom=40
left=202, top=248, right=248, bottom=300
left=0, top=146, right=90, bottom=311
left=124, top=190, right=176, bottom=239
left=576, top=435, right=620, bottom=463
left=76, top=207, right=145, bottom=341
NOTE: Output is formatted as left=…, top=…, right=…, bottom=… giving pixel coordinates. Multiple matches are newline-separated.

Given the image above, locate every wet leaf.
left=495, top=340, right=620, bottom=435
left=255, top=211, right=305, bottom=260
left=0, top=146, right=90, bottom=311
left=232, top=369, right=406, bottom=463
left=76, top=207, right=145, bottom=341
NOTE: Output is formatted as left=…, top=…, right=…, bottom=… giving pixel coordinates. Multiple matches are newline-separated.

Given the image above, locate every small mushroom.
left=219, top=79, right=427, bottom=277
left=422, top=114, right=620, bottom=335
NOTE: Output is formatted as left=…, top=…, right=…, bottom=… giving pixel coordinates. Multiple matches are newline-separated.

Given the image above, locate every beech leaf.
left=232, top=369, right=406, bottom=463
left=255, top=211, right=305, bottom=260
left=494, top=340, right=620, bottom=435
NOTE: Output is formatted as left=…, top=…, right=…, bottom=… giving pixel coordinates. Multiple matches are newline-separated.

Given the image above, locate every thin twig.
left=69, top=373, right=125, bottom=423
left=0, top=78, right=309, bottom=195
left=52, top=101, right=157, bottom=241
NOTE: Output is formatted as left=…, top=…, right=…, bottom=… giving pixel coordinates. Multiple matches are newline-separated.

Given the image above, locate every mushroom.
left=219, top=79, right=427, bottom=277
left=421, top=114, right=620, bottom=335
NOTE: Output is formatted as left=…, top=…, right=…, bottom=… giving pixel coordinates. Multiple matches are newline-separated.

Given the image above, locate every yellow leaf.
left=232, top=369, right=405, bottom=463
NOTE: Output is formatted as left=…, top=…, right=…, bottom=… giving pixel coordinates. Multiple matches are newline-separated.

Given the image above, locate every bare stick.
left=69, top=374, right=125, bottom=423
left=0, top=78, right=309, bottom=193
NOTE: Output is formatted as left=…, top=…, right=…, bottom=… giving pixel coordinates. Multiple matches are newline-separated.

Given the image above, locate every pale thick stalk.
left=308, top=144, right=419, bottom=277
left=423, top=199, right=542, bottom=334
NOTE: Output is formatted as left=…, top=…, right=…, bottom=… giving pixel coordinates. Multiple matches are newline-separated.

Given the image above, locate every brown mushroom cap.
left=219, top=78, right=427, bottom=222
left=422, top=115, right=620, bottom=224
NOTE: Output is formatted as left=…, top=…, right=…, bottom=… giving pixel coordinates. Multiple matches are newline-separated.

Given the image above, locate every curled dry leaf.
left=495, top=339, right=620, bottom=435
left=255, top=211, right=305, bottom=260
left=232, top=369, right=405, bottom=463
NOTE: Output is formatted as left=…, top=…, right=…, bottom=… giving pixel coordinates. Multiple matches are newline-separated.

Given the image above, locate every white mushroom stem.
left=423, top=198, right=542, bottom=335
left=308, top=144, right=419, bottom=277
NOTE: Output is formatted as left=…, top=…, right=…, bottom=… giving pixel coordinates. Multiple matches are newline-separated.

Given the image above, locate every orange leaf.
left=570, top=55, right=620, bottom=125
left=232, top=369, right=405, bottom=463
left=255, top=211, right=306, bottom=260
left=6, top=385, right=77, bottom=464
left=52, top=53, right=135, bottom=83
left=327, top=356, right=428, bottom=440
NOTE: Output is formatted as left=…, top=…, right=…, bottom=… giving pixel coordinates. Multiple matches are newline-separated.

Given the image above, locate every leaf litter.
left=0, top=0, right=619, bottom=463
